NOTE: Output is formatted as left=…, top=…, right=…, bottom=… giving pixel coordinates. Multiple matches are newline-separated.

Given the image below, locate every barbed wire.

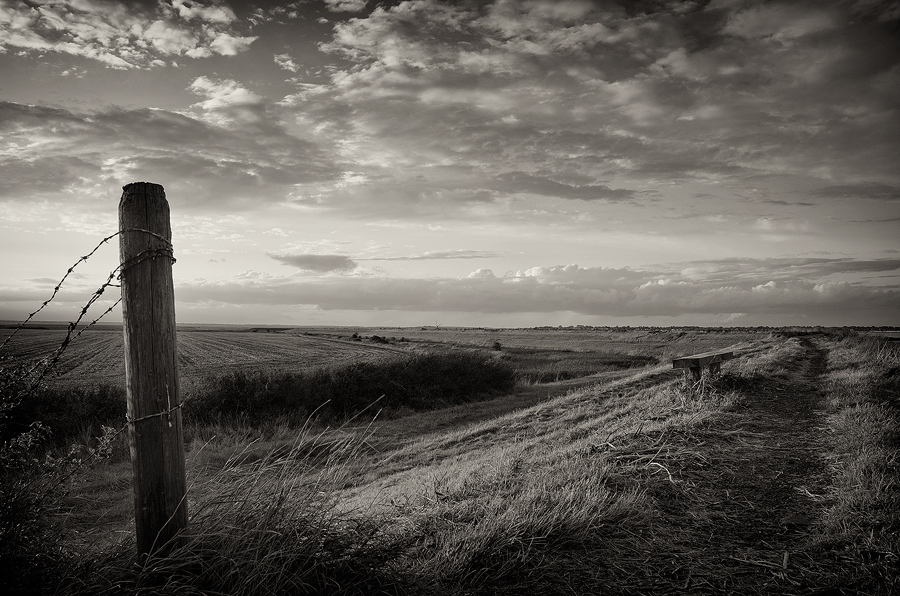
left=0, top=228, right=171, bottom=352
left=1, top=228, right=176, bottom=396
left=0, top=227, right=179, bottom=514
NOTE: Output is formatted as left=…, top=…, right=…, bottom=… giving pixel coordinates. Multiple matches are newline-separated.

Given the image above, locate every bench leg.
left=709, top=362, right=721, bottom=377
left=689, top=367, right=702, bottom=382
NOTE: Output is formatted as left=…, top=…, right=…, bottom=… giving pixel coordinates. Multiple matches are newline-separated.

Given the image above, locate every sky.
left=1, top=0, right=898, bottom=328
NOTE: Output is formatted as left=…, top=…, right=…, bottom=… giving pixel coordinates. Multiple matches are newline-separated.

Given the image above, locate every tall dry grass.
left=813, top=334, right=900, bottom=593
left=59, top=424, right=412, bottom=596
left=24, top=353, right=742, bottom=595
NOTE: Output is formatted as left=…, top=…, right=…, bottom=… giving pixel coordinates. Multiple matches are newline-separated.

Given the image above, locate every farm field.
left=0, top=323, right=763, bottom=389
left=0, top=324, right=411, bottom=388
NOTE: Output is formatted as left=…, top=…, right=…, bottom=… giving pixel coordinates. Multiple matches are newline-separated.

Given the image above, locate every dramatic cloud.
left=1, top=0, right=898, bottom=327
left=289, top=0, right=900, bottom=199
left=0, top=0, right=256, bottom=68
left=0, top=100, right=340, bottom=207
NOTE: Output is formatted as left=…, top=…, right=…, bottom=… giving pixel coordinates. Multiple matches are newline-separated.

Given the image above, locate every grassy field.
left=1, top=326, right=897, bottom=595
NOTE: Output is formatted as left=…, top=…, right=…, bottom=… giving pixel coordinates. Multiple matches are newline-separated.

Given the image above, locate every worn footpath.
left=598, top=338, right=853, bottom=595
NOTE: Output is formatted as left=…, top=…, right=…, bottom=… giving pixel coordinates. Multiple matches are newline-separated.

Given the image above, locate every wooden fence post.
left=119, top=182, right=187, bottom=556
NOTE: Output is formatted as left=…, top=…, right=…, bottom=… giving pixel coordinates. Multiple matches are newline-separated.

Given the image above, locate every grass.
left=812, top=335, right=900, bottom=593
left=3, top=384, right=125, bottom=448
left=1, top=344, right=730, bottom=595
left=2, top=329, right=898, bottom=594
left=53, top=374, right=717, bottom=596
left=59, top=429, right=410, bottom=596
left=0, top=349, right=517, bottom=595
left=496, top=347, right=657, bottom=384
left=0, top=358, right=127, bottom=595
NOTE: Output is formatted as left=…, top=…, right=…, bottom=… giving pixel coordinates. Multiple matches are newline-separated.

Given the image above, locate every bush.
left=2, top=382, right=125, bottom=448
left=0, top=358, right=127, bottom=595
left=0, top=363, right=70, bottom=595
left=183, top=351, right=517, bottom=427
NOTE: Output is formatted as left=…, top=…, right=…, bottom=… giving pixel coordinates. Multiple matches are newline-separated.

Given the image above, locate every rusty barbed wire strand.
left=0, top=229, right=178, bottom=506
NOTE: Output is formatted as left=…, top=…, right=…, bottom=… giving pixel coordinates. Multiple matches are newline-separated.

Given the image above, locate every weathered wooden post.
left=119, top=182, right=187, bottom=556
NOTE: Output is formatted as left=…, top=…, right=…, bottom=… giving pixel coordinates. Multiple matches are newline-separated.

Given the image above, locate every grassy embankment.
left=813, top=334, right=900, bottom=591
left=2, top=331, right=897, bottom=594
left=1, top=349, right=515, bottom=594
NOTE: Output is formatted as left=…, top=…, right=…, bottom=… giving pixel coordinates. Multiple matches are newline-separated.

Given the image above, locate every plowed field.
left=1, top=325, right=768, bottom=392
left=0, top=327, right=410, bottom=387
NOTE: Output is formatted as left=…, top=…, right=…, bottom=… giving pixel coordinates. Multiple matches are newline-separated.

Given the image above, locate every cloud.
left=5, top=0, right=900, bottom=236
left=0, top=100, right=340, bottom=208
left=668, top=257, right=900, bottom=284
left=495, top=172, right=636, bottom=202
left=364, top=250, right=500, bottom=261
left=172, top=258, right=900, bottom=323
left=282, top=0, right=900, bottom=219
left=323, top=0, right=368, bottom=13
left=144, top=19, right=200, bottom=55
left=0, top=0, right=256, bottom=69
left=171, top=0, right=236, bottom=24
left=269, top=253, right=358, bottom=272
left=189, top=77, right=263, bottom=110
left=723, top=5, right=837, bottom=41
left=810, top=183, right=900, bottom=201
left=761, top=199, right=815, bottom=207
left=248, top=2, right=305, bottom=25
left=752, top=217, right=811, bottom=234
left=274, top=53, right=299, bottom=72
left=209, top=31, right=257, bottom=56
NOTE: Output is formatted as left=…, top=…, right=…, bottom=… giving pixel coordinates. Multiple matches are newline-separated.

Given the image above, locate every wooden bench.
left=672, top=349, right=735, bottom=381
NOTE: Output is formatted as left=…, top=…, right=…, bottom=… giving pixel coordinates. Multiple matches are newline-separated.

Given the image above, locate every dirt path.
left=607, top=337, right=840, bottom=595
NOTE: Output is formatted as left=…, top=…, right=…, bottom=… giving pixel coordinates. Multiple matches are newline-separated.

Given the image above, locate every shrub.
left=2, top=382, right=125, bottom=448
left=183, top=351, right=517, bottom=427
left=0, top=359, right=126, bottom=595
left=0, top=363, right=65, bottom=595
